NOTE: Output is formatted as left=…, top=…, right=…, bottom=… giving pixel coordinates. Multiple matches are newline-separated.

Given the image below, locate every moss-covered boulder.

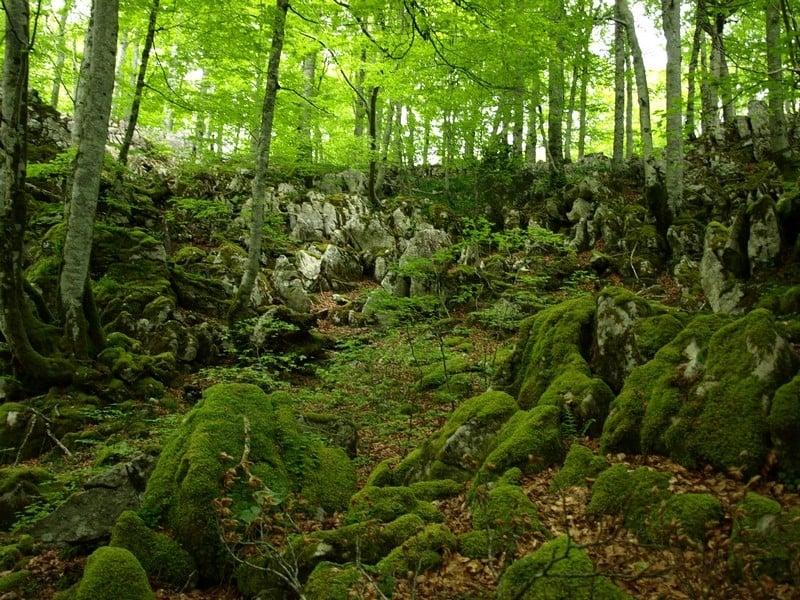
left=76, top=546, right=154, bottom=600
left=496, top=536, right=631, bottom=599
left=768, top=373, right=800, bottom=480
left=477, top=404, right=564, bottom=482
left=603, top=309, right=797, bottom=475
left=391, top=390, right=519, bottom=484
left=375, top=523, right=457, bottom=584
left=139, top=383, right=357, bottom=582
left=730, top=492, right=800, bottom=583
left=470, top=482, right=539, bottom=555
left=587, top=465, right=671, bottom=535
left=497, top=295, right=595, bottom=409
left=345, top=485, right=442, bottom=525
left=0, top=467, right=51, bottom=528
left=110, top=510, right=195, bottom=589
left=645, top=493, right=723, bottom=545
left=551, top=443, right=610, bottom=491
left=0, top=570, right=31, bottom=594
left=303, top=562, right=363, bottom=600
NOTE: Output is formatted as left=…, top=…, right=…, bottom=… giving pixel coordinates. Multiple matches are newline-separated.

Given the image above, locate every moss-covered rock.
left=497, top=295, right=595, bottom=409
left=345, top=485, right=442, bottom=525
left=375, top=523, right=457, bottom=582
left=551, top=443, right=610, bottom=491
left=646, top=493, right=723, bottom=545
left=587, top=465, right=670, bottom=535
left=457, top=529, right=493, bottom=559
left=392, top=390, right=519, bottom=484
left=470, top=482, right=539, bottom=555
left=303, top=562, right=363, bottom=600
left=408, top=478, right=463, bottom=500
left=496, top=536, right=631, bottom=599
left=769, top=373, right=800, bottom=480
left=301, top=445, right=358, bottom=513
left=76, top=546, right=154, bottom=600
left=110, top=510, right=195, bottom=589
left=0, top=569, right=31, bottom=594
left=139, top=383, right=357, bottom=582
left=730, top=492, right=800, bottom=583
left=477, top=404, right=563, bottom=482
left=538, top=369, right=614, bottom=436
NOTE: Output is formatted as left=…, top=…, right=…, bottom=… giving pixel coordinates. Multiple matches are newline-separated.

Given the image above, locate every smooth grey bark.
left=662, top=0, right=683, bottom=215
left=625, top=50, right=634, bottom=159
left=229, top=0, right=288, bottom=324
left=49, top=0, right=74, bottom=109
left=612, top=5, right=625, bottom=171
left=766, top=0, right=791, bottom=160
left=60, top=0, right=118, bottom=358
left=618, top=0, right=655, bottom=189
left=118, top=0, right=160, bottom=165
left=577, top=62, right=589, bottom=160
left=686, top=6, right=704, bottom=139
left=548, top=51, right=565, bottom=187
left=353, top=48, right=367, bottom=137
left=564, top=62, right=579, bottom=163
left=297, top=50, right=317, bottom=164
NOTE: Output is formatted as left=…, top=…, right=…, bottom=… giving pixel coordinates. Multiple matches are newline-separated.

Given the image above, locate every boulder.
left=271, top=255, right=313, bottom=313
left=32, top=455, right=156, bottom=545
left=76, top=546, right=154, bottom=600
left=700, top=221, right=747, bottom=314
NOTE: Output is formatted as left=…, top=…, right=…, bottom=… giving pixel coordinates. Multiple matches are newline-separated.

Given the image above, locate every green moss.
left=633, top=313, right=686, bottom=360
left=139, top=383, right=354, bottom=583
left=587, top=465, right=670, bottom=535
left=365, top=458, right=395, bottom=487
left=478, top=405, right=563, bottom=482
left=496, top=536, right=631, bottom=599
left=409, top=479, right=463, bottom=500
left=646, top=493, right=723, bottom=545
left=472, top=483, right=539, bottom=545
left=392, top=390, right=519, bottom=484
left=376, top=523, right=457, bottom=580
left=345, top=486, right=442, bottom=525
left=0, top=466, right=51, bottom=494
left=76, top=547, right=154, bottom=600
left=301, top=445, right=357, bottom=513
left=110, top=510, right=195, bottom=589
left=304, top=562, right=362, bottom=600
left=416, top=357, right=472, bottom=391
left=457, top=529, right=493, bottom=559
left=730, top=492, right=800, bottom=583
left=499, top=295, right=595, bottom=409
left=0, top=570, right=31, bottom=593
left=551, top=444, right=610, bottom=491
left=538, top=369, right=614, bottom=435
left=769, top=374, right=800, bottom=478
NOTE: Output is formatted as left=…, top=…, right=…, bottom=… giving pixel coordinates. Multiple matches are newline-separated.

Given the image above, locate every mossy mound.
left=768, top=373, right=800, bottom=479
left=496, top=535, right=631, bottom=599
left=645, top=493, right=723, bottom=545
left=375, top=523, right=457, bottom=586
left=345, top=485, right=442, bottom=525
left=497, top=294, right=595, bottom=408
left=76, top=546, right=154, bottom=600
left=477, top=404, right=564, bottom=482
left=0, top=570, right=31, bottom=594
left=139, top=383, right=357, bottom=582
left=303, top=562, right=363, bottom=600
left=730, top=492, right=800, bottom=583
left=408, top=478, right=463, bottom=500
left=603, top=310, right=797, bottom=475
left=471, top=482, right=539, bottom=554
left=551, top=443, right=610, bottom=491
left=110, top=510, right=195, bottom=589
left=390, top=390, right=519, bottom=484
left=587, top=465, right=671, bottom=535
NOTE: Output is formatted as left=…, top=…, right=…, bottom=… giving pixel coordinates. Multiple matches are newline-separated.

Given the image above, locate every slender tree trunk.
left=512, top=90, right=524, bottom=155
left=50, top=0, right=74, bottom=109
left=686, top=8, right=704, bottom=140
left=422, top=114, right=430, bottom=167
left=548, top=50, right=565, bottom=187
left=118, top=0, right=160, bottom=165
left=700, top=44, right=715, bottom=136
left=625, top=50, right=634, bottom=159
left=713, top=14, right=735, bottom=125
left=662, top=0, right=683, bottom=216
left=613, top=5, right=626, bottom=171
left=229, top=0, right=288, bottom=324
left=297, top=50, right=316, bottom=164
left=578, top=62, right=589, bottom=160
left=405, top=107, right=417, bottom=166
left=619, top=0, right=655, bottom=189
left=60, top=0, right=118, bottom=358
left=353, top=48, right=367, bottom=137
left=367, top=86, right=380, bottom=206
left=766, top=0, right=791, bottom=160
left=564, top=62, right=580, bottom=163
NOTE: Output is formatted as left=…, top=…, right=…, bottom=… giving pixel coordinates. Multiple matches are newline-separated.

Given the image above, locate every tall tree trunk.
left=297, top=50, right=316, bottom=165
left=367, top=86, right=380, bottom=206
left=686, top=7, right=704, bottom=140
left=619, top=0, right=655, bottom=189
left=700, top=44, right=715, bottom=136
left=118, top=0, right=160, bottom=165
left=353, top=48, right=367, bottom=137
left=547, top=50, right=565, bottom=187
left=49, top=0, right=74, bottom=109
left=613, top=5, right=625, bottom=171
left=577, top=62, right=589, bottom=160
left=564, top=62, right=580, bottom=163
left=60, top=0, right=118, bottom=359
left=662, top=0, right=683, bottom=216
left=229, top=0, right=288, bottom=324
left=0, top=0, right=72, bottom=383
left=766, top=0, right=791, bottom=161
left=625, top=50, right=634, bottom=159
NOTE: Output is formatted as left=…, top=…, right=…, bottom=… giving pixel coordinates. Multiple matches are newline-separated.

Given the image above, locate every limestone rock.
left=700, top=221, right=746, bottom=314
left=271, top=255, right=312, bottom=313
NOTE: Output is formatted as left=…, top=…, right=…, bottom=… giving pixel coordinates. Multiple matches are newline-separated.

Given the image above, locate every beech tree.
left=60, top=0, right=119, bottom=358
left=662, top=0, right=683, bottom=216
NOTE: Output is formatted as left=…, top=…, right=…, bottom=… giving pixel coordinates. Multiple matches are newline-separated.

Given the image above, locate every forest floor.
left=10, top=289, right=800, bottom=600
